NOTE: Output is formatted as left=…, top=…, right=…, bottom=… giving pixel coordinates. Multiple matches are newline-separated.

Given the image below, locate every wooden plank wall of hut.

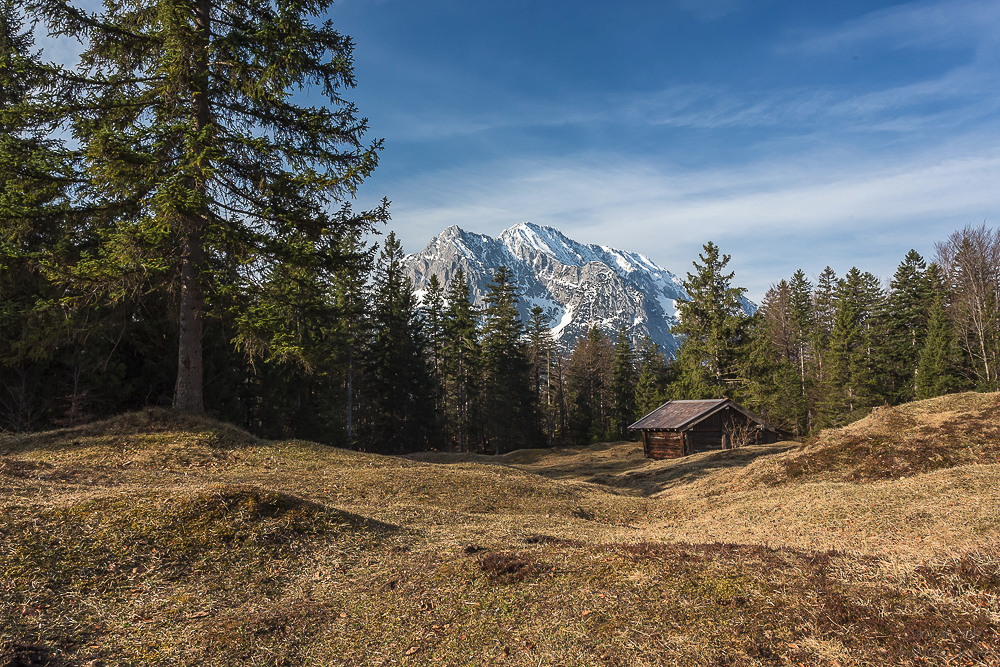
left=686, top=410, right=728, bottom=453
left=644, top=431, right=684, bottom=459
left=759, top=429, right=783, bottom=445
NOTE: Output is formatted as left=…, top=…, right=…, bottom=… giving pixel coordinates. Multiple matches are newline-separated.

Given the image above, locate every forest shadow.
left=577, top=442, right=799, bottom=496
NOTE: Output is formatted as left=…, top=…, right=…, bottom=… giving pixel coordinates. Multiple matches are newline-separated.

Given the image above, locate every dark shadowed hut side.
left=628, top=399, right=790, bottom=459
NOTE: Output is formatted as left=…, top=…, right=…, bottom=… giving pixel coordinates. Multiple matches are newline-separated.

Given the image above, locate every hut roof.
left=628, top=399, right=729, bottom=430
left=628, top=398, right=787, bottom=435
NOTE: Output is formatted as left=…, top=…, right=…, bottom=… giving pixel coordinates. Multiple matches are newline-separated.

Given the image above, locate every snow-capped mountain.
left=403, top=222, right=694, bottom=354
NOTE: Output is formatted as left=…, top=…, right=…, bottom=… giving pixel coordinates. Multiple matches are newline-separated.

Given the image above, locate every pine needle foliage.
left=26, top=0, right=388, bottom=414
left=481, top=266, right=535, bottom=454
left=671, top=242, right=753, bottom=398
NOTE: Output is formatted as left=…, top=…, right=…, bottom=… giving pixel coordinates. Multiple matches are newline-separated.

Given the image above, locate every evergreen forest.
left=3, top=0, right=1000, bottom=452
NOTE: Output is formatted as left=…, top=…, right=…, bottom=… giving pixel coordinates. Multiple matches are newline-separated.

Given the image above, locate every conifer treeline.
left=4, top=219, right=999, bottom=448
left=748, top=225, right=998, bottom=432
left=649, top=227, right=999, bottom=436
left=5, top=220, right=1000, bottom=448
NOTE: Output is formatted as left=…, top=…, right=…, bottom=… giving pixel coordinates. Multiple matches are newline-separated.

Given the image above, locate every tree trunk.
left=174, top=0, right=211, bottom=415
left=174, top=235, right=205, bottom=414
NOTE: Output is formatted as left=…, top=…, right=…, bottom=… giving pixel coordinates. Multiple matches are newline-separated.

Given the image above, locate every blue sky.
left=331, top=0, right=1000, bottom=301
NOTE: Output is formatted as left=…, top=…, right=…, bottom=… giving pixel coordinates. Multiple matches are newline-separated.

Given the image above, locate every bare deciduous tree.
left=935, top=224, right=1000, bottom=388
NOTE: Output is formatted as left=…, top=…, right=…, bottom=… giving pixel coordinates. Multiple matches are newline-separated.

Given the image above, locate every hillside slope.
left=2, top=397, right=999, bottom=666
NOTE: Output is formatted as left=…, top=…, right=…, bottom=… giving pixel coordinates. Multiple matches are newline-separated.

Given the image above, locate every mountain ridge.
left=403, top=222, right=693, bottom=353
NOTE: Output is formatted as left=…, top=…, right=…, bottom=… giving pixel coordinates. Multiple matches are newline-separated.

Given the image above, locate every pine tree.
left=915, top=264, right=964, bottom=399
left=230, top=233, right=351, bottom=442
left=0, top=0, right=73, bottom=232
left=634, top=335, right=668, bottom=417
left=526, top=305, right=555, bottom=445
left=550, top=353, right=572, bottom=446
left=329, top=228, right=372, bottom=445
left=28, top=0, right=387, bottom=414
left=811, top=266, right=838, bottom=386
left=671, top=242, right=752, bottom=398
left=442, top=268, right=480, bottom=452
left=880, top=250, right=933, bottom=402
left=481, top=266, right=534, bottom=454
left=566, top=326, right=614, bottom=443
left=821, top=268, right=884, bottom=425
left=0, top=0, right=80, bottom=430
left=609, top=326, right=637, bottom=440
left=422, top=274, right=447, bottom=434
left=357, top=233, right=434, bottom=453
left=788, top=272, right=814, bottom=372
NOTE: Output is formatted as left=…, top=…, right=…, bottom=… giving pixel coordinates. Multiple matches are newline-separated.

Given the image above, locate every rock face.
left=402, top=222, right=694, bottom=354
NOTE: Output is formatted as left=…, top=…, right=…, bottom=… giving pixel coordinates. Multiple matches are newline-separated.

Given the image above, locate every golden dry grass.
left=2, top=396, right=999, bottom=666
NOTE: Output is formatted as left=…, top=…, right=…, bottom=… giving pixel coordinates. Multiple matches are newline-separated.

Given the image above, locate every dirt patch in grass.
left=478, top=551, right=550, bottom=584
left=523, top=534, right=586, bottom=547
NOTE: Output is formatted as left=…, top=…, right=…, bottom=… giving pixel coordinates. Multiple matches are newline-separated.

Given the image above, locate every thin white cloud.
left=791, top=0, right=1000, bottom=54
left=370, top=55, right=997, bottom=146
left=380, top=138, right=1000, bottom=300
left=350, top=0, right=999, bottom=148
left=641, top=62, right=998, bottom=131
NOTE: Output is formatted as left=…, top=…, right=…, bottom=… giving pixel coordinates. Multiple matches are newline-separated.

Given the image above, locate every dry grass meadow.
left=2, top=392, right=999, bottom=666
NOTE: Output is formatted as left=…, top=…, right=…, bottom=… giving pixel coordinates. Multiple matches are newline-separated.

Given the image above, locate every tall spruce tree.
left=422, top=274, right=447, bottom=433
left=821, top=268, right=884, bottom=425
left=0, top=0, right=80, bottom=430
left=29, top=0, right=387, bottom=414
left=634, top=336, right=668, bottom=417
left=788, top=271, right=814, bottom=384
left=671, top=242, right=752, bottom=398
left=442, top=268, right=480, bottom=452
left=550, top=352, right=570, bottom=445
left=481, top=266, right=534, bottom=454
left=357, top=233, right=434, bottom=453
left=566, top=326, right=614, bottom=443
left=609, top=326, right=637, bottom=440
left=915, top=264, right=964, bottom=399
left=231, top=232, right=354, bottom=442
left=526, top=305, right=555, bottom=445
left=880, top=250, right=934, bottom=402
left=811, top=266, right=838, bottom=385
left=329, top=227, right=372, bottom=444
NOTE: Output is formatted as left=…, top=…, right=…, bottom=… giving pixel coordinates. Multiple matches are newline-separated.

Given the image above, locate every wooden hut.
left=628, top=398, right=789, bottom=460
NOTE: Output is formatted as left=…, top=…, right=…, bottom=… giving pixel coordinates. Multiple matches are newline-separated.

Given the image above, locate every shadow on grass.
left=583, top=442, right=799, bottom=496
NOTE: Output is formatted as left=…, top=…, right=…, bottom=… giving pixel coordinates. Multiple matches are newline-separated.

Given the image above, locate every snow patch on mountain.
left=402, top=221, right=748, bottom=355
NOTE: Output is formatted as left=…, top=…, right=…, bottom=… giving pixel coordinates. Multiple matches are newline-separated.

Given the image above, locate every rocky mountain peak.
left=403, top=223, right=695, bottom=354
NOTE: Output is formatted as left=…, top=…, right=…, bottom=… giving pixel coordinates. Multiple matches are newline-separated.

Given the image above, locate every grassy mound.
left=783, top=392, right=1000, bottom=482
left=0, top=408, right=261, bottom=453
left=1, top=484, right=390, bottom=666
